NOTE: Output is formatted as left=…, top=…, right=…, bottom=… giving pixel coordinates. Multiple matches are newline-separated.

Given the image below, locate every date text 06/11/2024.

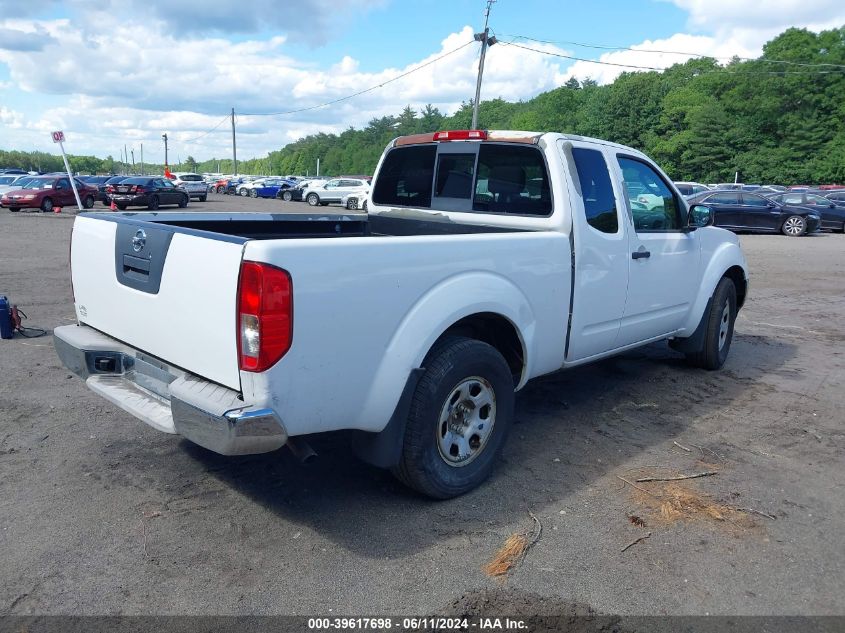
left=307, top=617, right=529, bottom=630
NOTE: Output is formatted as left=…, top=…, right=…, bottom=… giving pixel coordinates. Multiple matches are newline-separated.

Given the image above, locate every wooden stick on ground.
left=673, top=440, right=692, bottom=452
left=735, top=507, right=777, bottom=520
left=621, top=532, right=651, bottom=553
left=615, top=475, right=661, bottom=498
left=636, top=471, right=718, bottom=483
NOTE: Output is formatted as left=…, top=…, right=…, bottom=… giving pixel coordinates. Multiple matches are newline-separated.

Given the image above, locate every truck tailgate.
left=70, top=215, right=245, bottom=391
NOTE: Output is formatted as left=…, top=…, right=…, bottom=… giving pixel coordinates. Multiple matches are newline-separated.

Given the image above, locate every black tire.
left=250, top=189, right=258, bottom=198
left=346, top=198, right=356, bottom=210
left=83, top=195, right=95, bottom=209
left=239, top=188, right=248, bottom=197
left=199, top=195, right=207, bottom=202
left=362, top=200, right=368, bottom=211
left=116, top=203, right=126, bottom=210
left=685, top=277, right=737, bottom=370
left=392, top=337, right=515, bottom=499
left=40, top=197, right=53, bottom=213
left=781, top=215, right=806, bottom=236
left=9, top=207, right=20, bottom=213
left=282, top=190, right=293, bottom=202
left=216, top=185, right=225, bottom=194
left=148, top=195, right=159, bottom=210
left=178, top=195, right=188, bottom=208
left=306, top=192, right=320, bottom=206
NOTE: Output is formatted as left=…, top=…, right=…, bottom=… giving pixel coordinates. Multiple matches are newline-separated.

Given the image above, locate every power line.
left=241, top=39, right=476, bottom=116
left=502, top=40, right=845, bottom=75
left=498, top=33, right=845, bottom=70
left=180, top=114, right=231, bottom=144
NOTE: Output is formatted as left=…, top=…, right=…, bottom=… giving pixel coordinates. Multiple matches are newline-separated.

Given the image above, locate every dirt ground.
left=0, top=195, right=843, bottom=618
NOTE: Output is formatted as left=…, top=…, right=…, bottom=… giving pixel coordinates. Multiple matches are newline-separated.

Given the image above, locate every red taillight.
left=106, top=185, right=115, bottom=192
left=433, top=130, right=487, bottom=142
left=134, top=185, right=145, bottom=193
left=237, top=261, right=293, bottom=372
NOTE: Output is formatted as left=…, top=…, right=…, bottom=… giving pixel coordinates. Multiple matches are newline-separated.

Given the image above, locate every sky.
left=1, top=0, right=843, bottom=165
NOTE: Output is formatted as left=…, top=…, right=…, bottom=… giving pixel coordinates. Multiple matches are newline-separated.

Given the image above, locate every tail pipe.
left=287, top=437, right=317, bottom=463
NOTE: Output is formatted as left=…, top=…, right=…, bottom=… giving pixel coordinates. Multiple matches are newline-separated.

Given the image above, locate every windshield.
left=0, top=176, right=19, bottom=185
left=22, top=179, right=55, bottom=190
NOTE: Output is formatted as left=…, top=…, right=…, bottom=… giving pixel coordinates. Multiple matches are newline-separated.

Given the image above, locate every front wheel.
left=148, top=195, right=160, bottom=210
left=199, top=195, right=207, bottom=202
left=782, top=215, right=806, bottom=236
left=685, top=277, right=737, bottom=370
left=178, top=195, right=188, bottom=208
left=216, top=185, right=225, bottom=194
left=250, top=189, right=258, bottom=198
left=282, top=190, right=293, bottom=202
left=306, top=193, right=320, bottom=206
left=239, top=188, right=248, bottom=197
left=40, top=197, right=54, bottom=212
left=83, top=195, right=95, bottom=209
left=392, top=337, right=515, bottom=499
left=346, top=198, right=356, bottom=210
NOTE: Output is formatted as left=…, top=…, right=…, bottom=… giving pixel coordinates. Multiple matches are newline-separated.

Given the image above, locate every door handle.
left=632, top=250, right=651, bottom=260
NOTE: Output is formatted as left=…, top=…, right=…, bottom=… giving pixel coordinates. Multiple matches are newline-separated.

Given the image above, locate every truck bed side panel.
left=241, top=231, right=571, bottom=436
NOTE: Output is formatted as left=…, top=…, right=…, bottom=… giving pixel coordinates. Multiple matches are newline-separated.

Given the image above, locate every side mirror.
left=688, top=204, right=714, bottom=229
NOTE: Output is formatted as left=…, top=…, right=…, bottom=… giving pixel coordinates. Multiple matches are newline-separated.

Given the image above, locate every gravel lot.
left=1, top=194, right=843, bottom=618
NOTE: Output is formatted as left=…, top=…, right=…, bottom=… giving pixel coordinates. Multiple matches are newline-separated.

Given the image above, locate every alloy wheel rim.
left=785, top=217, right=804, bottom=235
left=436, top=377, right=496, bottom=467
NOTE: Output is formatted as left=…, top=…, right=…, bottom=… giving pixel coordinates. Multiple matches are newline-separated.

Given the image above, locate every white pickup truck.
left=54, top=129, right=748, bottom=498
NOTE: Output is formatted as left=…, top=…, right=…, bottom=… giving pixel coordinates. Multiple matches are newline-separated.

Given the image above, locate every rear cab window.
left=372, top=142, right=551, bottom=216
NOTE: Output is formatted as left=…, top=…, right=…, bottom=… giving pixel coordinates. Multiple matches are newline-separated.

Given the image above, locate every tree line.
left=3, top=27, right=843, bottom=184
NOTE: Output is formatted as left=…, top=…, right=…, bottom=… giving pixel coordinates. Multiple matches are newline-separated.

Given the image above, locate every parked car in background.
left=765, top=191, right=845, bottom=232
left=715, top=183, right=744, bottom=190
left=250, top=178, right=297, bottom=199
left=97, top=176, right=131, bottom=205
left=688, top=190, right=820, bottom=236
left=823, top=190, right=845, bottom=204
left=170, top=173, right=208, bottom=201
left=108, top=177, right=189, bottom=210
left=304, top=178, right=369, bottom=206
left=341, top=190, right=369, bottom=210
left=1, top=176, right=97, bottom=212
left=626, top=182, right=664, bottom=210
left=673, top=182, right=710, bottom=197
left=0, top=174, right=33, bottom=195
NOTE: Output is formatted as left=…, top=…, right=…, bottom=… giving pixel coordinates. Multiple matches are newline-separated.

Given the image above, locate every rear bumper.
left=53, top=324, right=288, bottom=456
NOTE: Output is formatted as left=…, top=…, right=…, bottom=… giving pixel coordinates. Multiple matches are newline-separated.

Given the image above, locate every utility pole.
left=162, top=133, right=169, bottom=170
left=140, top=143, right=144, bottom=175
left=231, top=107, right=238, bottom=176
left=124, top=144, right=128, bottom=174
left=130, top=148, right=135, bottom=171
left=471, top=0, right=498, bottom=130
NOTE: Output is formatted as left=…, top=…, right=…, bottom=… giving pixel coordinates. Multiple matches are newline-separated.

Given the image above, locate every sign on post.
left=50, top=130, right=83, bottom=211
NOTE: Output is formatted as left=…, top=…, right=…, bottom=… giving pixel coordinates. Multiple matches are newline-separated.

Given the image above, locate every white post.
left=58, top=140, right=83, bottom=210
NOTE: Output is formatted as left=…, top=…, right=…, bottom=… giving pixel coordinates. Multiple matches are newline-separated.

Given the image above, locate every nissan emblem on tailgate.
left=132, top=229, right=146, bottom=253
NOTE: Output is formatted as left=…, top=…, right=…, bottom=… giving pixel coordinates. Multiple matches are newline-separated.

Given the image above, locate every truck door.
left=562, top=141, right=629, bottom=361
left=614, top=155, right=700, bottom=346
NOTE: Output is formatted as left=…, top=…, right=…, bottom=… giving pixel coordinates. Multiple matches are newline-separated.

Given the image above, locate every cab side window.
left=371, top=145, right=436, bottom=208
left=618, top=156, right=682, bottom=232
left=472, top=144, right=551, bottom=216
left=572, top=148, right=618, bottom=234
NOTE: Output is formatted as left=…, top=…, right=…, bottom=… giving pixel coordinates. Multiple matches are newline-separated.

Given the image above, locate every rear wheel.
left=199, top=195, right=207, bottom=202
left=685, top=277, right=737, bottom=370
left=306, top=193, right=320, bottom=206
left=250, top=189, right=258, bottom=198
left=239, top=188, right=248, bottom=197
left=346, top=198, right=356, bottom=210
left=116, top=203, right=126, bottom=210
left=781, top=215, right=806, bottom=236
left=148, top=195, right=160, bottom=210
left=391, top=337, right=515, bottom=499
left=216, top=185, right=225, bottom=194
left=83, top=195, right=95, bottom=209
left=282, top=190, right=293, bottom=202
left=178, top=194, right=188, bottom=208
left=9, top=207, right=20, bottom=213
left=40, top=197, right=53, bottom=213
